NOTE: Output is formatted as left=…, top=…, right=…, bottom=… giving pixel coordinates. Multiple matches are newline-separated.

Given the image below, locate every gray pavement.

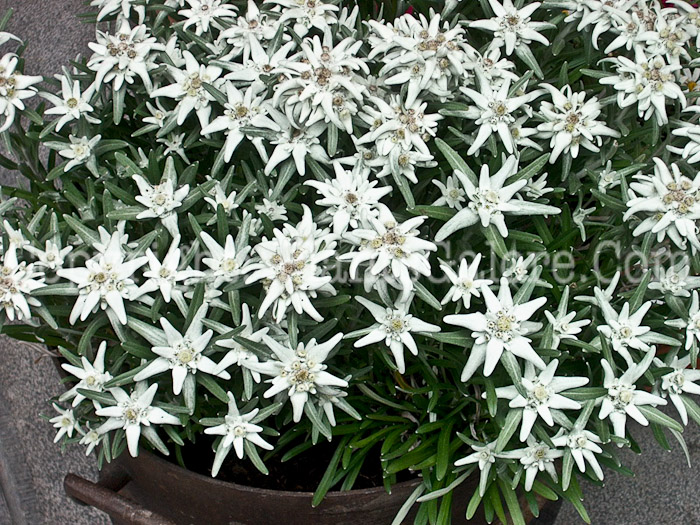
left=0, top=1, right=698, bottom=524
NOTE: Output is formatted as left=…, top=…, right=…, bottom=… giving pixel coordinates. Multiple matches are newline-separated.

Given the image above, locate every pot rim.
left=130, top=448, right=423, bottom=500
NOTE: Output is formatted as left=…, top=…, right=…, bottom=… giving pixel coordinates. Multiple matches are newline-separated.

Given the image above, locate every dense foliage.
left=2, top=0, right=700, bottom=522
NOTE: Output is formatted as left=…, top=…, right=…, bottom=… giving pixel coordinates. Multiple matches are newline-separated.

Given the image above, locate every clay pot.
left=64, top=448, right=561, bottom=525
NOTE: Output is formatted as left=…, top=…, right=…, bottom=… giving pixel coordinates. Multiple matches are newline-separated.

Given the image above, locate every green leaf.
left=563, top=387, right=607, bottom=402
left=435, top=138, right=478, bottom=186
left=629, top=271, right=652, bottom=312
left=561, top=448, right=574, bottom=491
left=436, top=421, right=454, bottom=481
left=244, top=441, right=269, bottom=475
left=197, top=374, right=229, bottom=403
left=414, top=280, right=442, bottom=311
left=411, top=205, right=457, bottom=222
left=202, top=82, right=228, bottom=106
left=482, top=224, right=508, bottom=258
left=495, top=409, right=522, bottom=452
left=76, top=389, right=115, bottom=406
left=508, top=153, right=550, bottom=184
left=312, top=436, right=348, bottom=507
left=497, top=477, right=526, bottom=525
left=63, top=214, right=99, bottom=246
left=515, top=45, right=543, bottom=79
left=637, top=405, right=683, bottom=433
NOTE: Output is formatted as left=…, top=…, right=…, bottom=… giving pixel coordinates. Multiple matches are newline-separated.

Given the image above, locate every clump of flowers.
left=3, top=1, right=700, bottom=522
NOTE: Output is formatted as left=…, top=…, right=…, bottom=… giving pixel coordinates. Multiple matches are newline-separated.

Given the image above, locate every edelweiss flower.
left=600, top=53, right=685, bottom=126
left=469, top=0, right=553, bottom=56
left=157, top=132, right=189, bottom=162
left=141, top=237, right=203, bottom=303
left=358, top=95, right=441, bottom=158
left=204, top=181, right=239, bottom=216
left=339, top=209, right=437, bottom=301
left=624, top=158, right=700, bottom=252
left=59, top=135, right=101, bottom=172
left=432, top=175, right=466, bottom=209
left=60, top=342, right=113, bottom=408
left=305, top=162, right=391, bottom=234
left=49, top=404, right=78, bottom=443
left=134, top=305, right=228, bottom=396
left=439, top=254, right=493, bottom=308
left=500, top=437, right=563, bottom=491
left=57, top=231, right=147, bottom=325
left=454, top=441, right=498, bottom=497
left=599, top=350, right=667, bottom=439
left=244, top=333, right=348, bottom=422
left=597, top=293, right=656, bottom=366
left=91, top=0, right=146, bottom=22
left=87, top=20, right=162, bottom=91
left=200, top=232, right=250, bottom=288
left=491, top=360, right=588, bottom=441
left=25, top=238, right=73, bottom=271
left=649, top=258, right=700, bottom=297
left=245, top=207, right=336, bottom=321
left=444, top=277, right=547, bottom=381
left=0, top=244, right=45, bottom=321
left=597, top=161, right=621, bottom=194
left=180, top=0, right=237, bottom=36
left=460, top=79, right=536, bottom=155
left=544, top=286, right=590, bottom=349
left=78, top=424, right=103, bottom=456
left=223, top=39, right=295, bottom=85
left=267, top=0, right=339, bottom=37
left=435, top=156, right=559, bottom=241
left=0, top=53, right=41, bottom=132
left=42, top=76, right=98, bottom=131
left=133, top=158, right=190, bottom=237
left=255, top=192, right=288, bottom=222
left=656, top=354, right=700, bottom=425
left=215, top=304, right=269, bottom=383
left=264, top=113, right=330, bottom=176
left=353, top=296, right=440, bottom=373
left=219, top=0, right=282, bottom=61
left=151, top=49, right=224, bottom=128
left=503, top=253, right=536, bottom=283
left=666, top=290, right=700, bottom=350
left=537, top=84, right=619, bottom=162
left=203, top=392, right=273, bottom=476
left=142, top=100, right=170, bottom=128
left=201, top=82, right=279, bottom=163
left=551, top=428, right=604, bottom=481
left=670, top=117, right=700, bottom=163
left=274, top=34, right=368, bottom=133
left=96, top=382, right=181, bottom=457
left=367, top=12, right=472, bottom=106
left=2, top=219, right=27, bottom=248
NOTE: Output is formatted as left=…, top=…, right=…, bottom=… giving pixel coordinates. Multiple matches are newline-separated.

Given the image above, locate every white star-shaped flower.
left=436, top=156, right=559, bottom=241
left=96, top=382, right=181, bottom=457
left=133, top=305, right=228, bottom=396
left=203, top=392, right=274, bottom=477
left=305, top=162, right=391, bottom=235
left=598, top=350, right=667, bottom=439
left=439, top=254, right=493, bottom=309
left=60, top=341, right=113, bottom=408
left=353, top=296, right=440, bottom=373
left=243, top=333, right=348, bottom=423
left=490, top=360, right=588, bottom=441
left=656, top=354, right=700, bottom=425
left=57, top=232, right=147, bottom=325
left=444, top=277, right=547, bottom=382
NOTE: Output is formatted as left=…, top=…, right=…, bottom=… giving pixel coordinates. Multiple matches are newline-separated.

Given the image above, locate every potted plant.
left=2, top=0, right=700, bottom=523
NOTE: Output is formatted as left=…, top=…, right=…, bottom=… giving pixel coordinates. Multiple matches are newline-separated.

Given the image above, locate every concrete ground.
left=0, top=1, right=697, bottom=524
